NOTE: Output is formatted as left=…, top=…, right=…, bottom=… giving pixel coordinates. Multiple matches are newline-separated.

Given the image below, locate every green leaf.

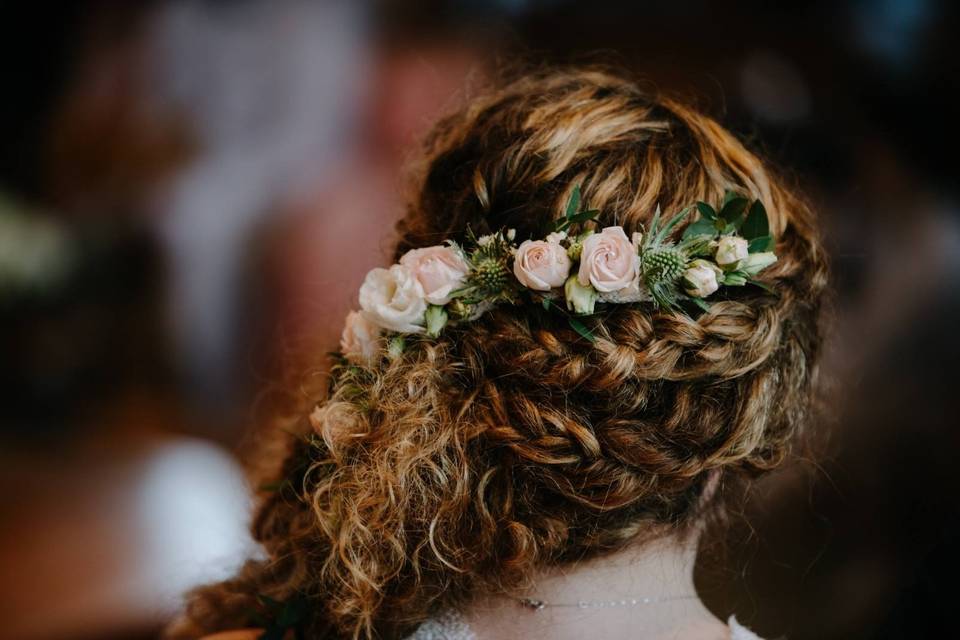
left=424, top=304, right=448, bottom=337
left=387, top=335, right=406, bottom=359
left=565, top=184, right=582, bottom=218
left=690, top=296, right=712, bottom=312
left=682, top=217, right=717, bottom=240
left=566, top=209, right=600, bottom=224
left=748, top=278, right=777, bottom=294
left=542, top=297, right=552, bottom=311
left=722, top=271, right=748, bottom=286
left=718, top=195, right=748, bottom=224
left=654, top=206, right=692, bottom=244
left=567, top=315, right=596, bottom=342
left=741, top=200, right=769, bottom=240
left=696, top=202, right=718, bottom=221
left=748, top=235, right=774, bottom=252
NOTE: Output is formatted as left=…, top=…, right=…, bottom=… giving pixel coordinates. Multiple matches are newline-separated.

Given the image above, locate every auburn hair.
left=168, top=68, right=828, bottom=640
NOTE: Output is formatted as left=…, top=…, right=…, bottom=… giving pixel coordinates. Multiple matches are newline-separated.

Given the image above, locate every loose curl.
left=168, top=68, right=827, bottom=640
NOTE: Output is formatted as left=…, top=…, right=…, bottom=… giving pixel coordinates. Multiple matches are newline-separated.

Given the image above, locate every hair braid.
left=170, top=67, right=827, bottom=639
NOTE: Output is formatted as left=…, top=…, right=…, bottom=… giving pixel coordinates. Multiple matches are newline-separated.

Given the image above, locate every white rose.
left=513, top=239, right=572, bottom=291
left=545, top=230, right=567, bottom=244
left=340, top=310, right=382, bottom=365
left=683, top=259, right=722, bottom=298
left=358, top=264, right=427, bottom=333
left=577, top=226, right=639, bottom=293
left=715, top=236, right=749, bottom=270
left=399, top=245, right=470, bottom=305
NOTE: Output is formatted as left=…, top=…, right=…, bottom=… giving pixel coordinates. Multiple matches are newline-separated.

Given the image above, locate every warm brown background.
left=2, top=1, right=958, bottom=639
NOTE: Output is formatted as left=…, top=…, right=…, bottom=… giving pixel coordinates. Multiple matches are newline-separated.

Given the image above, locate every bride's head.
left=172, top=68, right=827, bottom=639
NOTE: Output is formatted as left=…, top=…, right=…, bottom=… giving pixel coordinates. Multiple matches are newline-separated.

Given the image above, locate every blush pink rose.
left=513, top=239, right=572, bottom=291
left=399, top=245, right=471, bottom=305
left=339, top=310, right=382, bottom=365
left=577, top=226, right=639, bottom=292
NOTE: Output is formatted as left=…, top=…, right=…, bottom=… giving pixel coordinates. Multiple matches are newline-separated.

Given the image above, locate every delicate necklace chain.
left=518, top=594, right=698, bottom=611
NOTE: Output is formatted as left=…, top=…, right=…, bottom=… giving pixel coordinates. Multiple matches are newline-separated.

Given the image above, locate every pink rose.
left=340, top=310, right=382, bottom=365
left=513, top=239, right=572, bottom=291
left=399, top=245, right=471, bottom=305
left=577, top=226, right=639, bottom=292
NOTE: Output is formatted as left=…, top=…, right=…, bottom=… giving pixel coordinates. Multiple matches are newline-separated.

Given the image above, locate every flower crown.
left=339, top=187, right=777, bottom=365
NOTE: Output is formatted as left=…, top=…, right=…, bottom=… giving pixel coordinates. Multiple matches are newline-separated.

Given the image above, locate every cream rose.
left=513, top=239, right=572, bottom=291
left=340, top=310, right=382, bottom=365
left=399, top=245, right=470, bottom=305
left=577, top=226, right=639, bottom=292
left=358, top=264, right=427, bottom=333
left=565, top=275, right=598, bottom=315
left=715, top=236, right=749, bottom=270
left=683, top=259, right=722, bottom=298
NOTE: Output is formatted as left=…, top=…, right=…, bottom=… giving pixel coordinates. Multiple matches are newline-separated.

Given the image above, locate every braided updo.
left=170, top=68, right=827, bottom=640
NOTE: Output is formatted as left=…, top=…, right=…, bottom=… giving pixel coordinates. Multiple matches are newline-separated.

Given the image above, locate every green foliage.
left=741, top=200, right=770, bottom=240
left=681, top=216, right=718, bottom=240
left=424, top=304, right=448, bottom=337
left=748, top=235, right=774, bottom=252
left=542, top=296, right=596, bottom=342
left=552, top=184, right=600, bottom=232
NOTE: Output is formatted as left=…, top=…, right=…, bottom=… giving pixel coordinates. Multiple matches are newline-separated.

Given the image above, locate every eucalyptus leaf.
left=565, top=184, right=582, bottom=218
left=696, top=202, right=717, bottom=221
left=748, top=278, right=777, bottom=294
left=567, top=315, right=596, bottom=343
left=741, top=200, right=769, bottom=240
left=720, top=190, right=739, bottom=209
left=566, top=209, right=600, bottom=224
left=723, top=272, right=748, bottom=286
left=690, top=296, right=711, bottom=312
left=748, top=235, right=774, bottom=252
left=682, top=217, right=717, bottom=240
left=718, top=196, right=748, bottom=223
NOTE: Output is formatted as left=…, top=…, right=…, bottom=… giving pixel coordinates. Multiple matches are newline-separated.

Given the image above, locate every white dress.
left=405, top=611, right=764, bottom=639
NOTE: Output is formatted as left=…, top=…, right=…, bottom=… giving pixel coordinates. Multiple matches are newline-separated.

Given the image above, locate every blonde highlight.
left=168, top=67, right=827, bottom=640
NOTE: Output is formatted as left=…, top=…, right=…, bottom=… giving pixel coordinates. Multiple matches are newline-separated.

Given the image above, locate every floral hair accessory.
left=340, top=186, right=778, bottom=362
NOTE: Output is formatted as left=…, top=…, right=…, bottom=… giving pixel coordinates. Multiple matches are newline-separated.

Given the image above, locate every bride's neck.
left=463, top=536, right=728, bottom=640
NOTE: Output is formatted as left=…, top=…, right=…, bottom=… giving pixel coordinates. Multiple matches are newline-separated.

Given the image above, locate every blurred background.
left=1, top=1, right=958, bottom=638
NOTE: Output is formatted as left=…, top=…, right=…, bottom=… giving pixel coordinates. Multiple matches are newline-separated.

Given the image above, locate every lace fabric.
left=403, top=611, right=765, bottom=639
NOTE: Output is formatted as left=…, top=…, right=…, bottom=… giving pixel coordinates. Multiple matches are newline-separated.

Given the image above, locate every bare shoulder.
left=728, top=616, right=764, bottom=640
left=198, top=630, right=263, bottom=640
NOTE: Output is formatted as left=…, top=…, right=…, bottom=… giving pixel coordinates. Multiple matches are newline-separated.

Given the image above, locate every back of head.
left=171, top=68, right=827, bottom=640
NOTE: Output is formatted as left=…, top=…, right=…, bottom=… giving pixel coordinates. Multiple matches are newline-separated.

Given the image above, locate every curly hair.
left=167, top=68, right=827, bottom=640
